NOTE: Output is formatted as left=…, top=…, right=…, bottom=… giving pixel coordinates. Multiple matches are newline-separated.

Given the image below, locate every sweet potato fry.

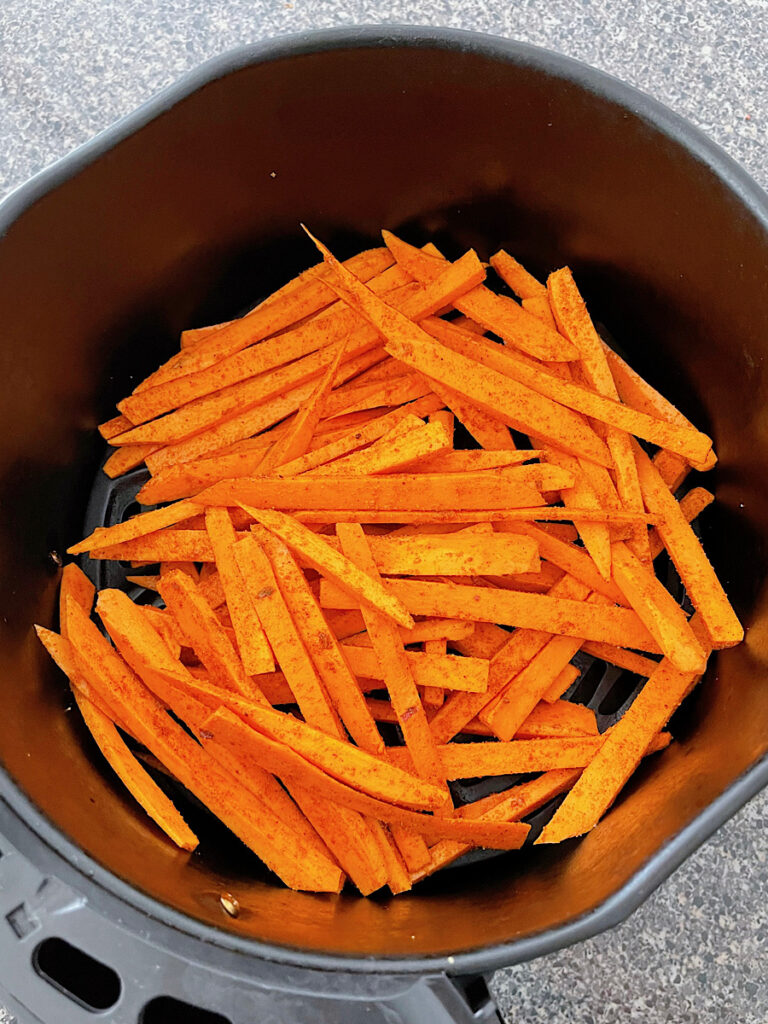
left=648, top=486, right=713, bottom=560
left=91, top=530, right=217, bottom=563
left=65, top=599, right=342, bottom=891
left=230, top=532, right=340, bottom=736
left=611, top=540, right=707, bottom=673
left=537, top=633, right=708, bottom=843
left=341, top=643, right=488, bottom=693
left=157, top=568, right=265, bottom=701
left=312, top=418, right=452, bottom=477
left=252, top=528, right=383, bottom=752
left=381, top=232, right=577, bottom=360
left=358, top=532, right=540, bottom=577
left=204, top=507, right=274, bottom=675
left=579, top=642, right=658, bottom=676
left=203, top=708, right=528, bottom=848
left=413, top=450, right=540, bottom=473
left=387, top=737, right=601, bottom=778
left=490, top=250, right=547, bottom=300
left=68, top=499, right=198, bottom=556
left=336, top=523, right=448, bottom=793
left=338, top=616, right=474, bottom=646
left=428, top=380, right=517, bottom=450
left=634, top=447, right=743, bottom=648
left=320, top=577, right=661, bottom=651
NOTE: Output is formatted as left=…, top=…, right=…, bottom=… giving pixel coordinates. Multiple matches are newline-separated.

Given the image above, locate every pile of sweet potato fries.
left=36, top=228, right=743, bottom=894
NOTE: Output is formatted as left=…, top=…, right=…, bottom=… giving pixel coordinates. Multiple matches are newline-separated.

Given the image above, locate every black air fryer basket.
left=0, top=27, right=767, bottom=1024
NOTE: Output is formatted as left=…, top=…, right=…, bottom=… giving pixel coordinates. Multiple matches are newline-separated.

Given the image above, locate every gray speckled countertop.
left=1, top=3, right=766, bottom=1023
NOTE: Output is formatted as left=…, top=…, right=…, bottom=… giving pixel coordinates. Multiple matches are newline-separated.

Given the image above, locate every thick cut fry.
left=653, top=449, right=691, bottom=492
left=541, top=663, right=581, bottom=703
left=157, top=568, right=264, bottom=700
left=634, top=447, right=743, bottom=648
left=320, top=577, right=661, bottom=652
left=99, top=413, right=133, bottom=440
left=490, top=250, right=547, bottom=300
left=296, top=507, right=653, bottom=526
left=387, top=737, right=601, bottom=778
left=35, top=626, right=199, bottom=851
left=68, top=500, right=197, bottom=556
left=381, top=232, right=577, bottom=360
left=65, top=599, right=342, bottom=891
left=354, top=532, right=539, bottom=576
left=203, top=708, right=528, bottom=848
left=103, top=443, right=161, bottom=478
left=421, top=637, right=446, bottom=708
left=253, top=528, right=383, bottom=753
left=341, top=643, right=489, bottom=693
left=542, top=448, right=611, bottom=580
left=238, top=507, right=414, bottom=629
left=537, top=640, right=707, bottom=843
left=196, top=473, right=544, bottom=515
left=231, top=533, right=340, bottom=736
left=204, top=508, right=274, bottom=675
left=648, top=487, right=713, bottom=560
left=611, top=540, right=707, bottom=673
left=522, top=295, right=558, bottom=329
left=336, top=523, right=448, bottom=793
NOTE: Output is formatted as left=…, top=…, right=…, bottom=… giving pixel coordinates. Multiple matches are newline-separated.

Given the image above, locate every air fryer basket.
left=0, top=26, right=767, bottom=1024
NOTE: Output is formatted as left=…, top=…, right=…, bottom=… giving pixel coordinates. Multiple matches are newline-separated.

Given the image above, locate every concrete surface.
left=0, top=2, right=766, bottom=1022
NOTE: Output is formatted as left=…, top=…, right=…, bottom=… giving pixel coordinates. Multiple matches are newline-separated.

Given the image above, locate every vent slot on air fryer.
left=33, top=936, right=121, bottom=1011
left=141, top=996, right=233, bottom=1024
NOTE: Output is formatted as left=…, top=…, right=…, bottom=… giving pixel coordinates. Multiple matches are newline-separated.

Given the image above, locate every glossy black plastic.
left=0, top=25, right=767, bottom=995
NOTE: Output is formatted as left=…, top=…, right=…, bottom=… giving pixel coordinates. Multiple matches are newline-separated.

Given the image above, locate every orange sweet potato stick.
left=308, top=418, right=452, bottom=477
left=427, top=380, right=517, bottom=450
left=259, top=337, right=347, bottom=473
left=340, top=643, right=489, bottom=693
left=601, top=340, right=717, bottom=472
left=303, top=227, right=609, bottom=464
left=578, top=642, right=658, bottom=677
left=297, top=507, right=654, bottom=526
left=253, top=529, right=384, bottom=753
left=114, top=334, right=382, bottom=448
left=522, top=295, right=558, bottom=330
left=611, top=540, right=707, bottom=673
left=68, top=499, right=198, bottom=555
left=373, top=532, right=539, bottom=577
left=413, top=769, right=580, bottom=881
left=541, top=663, right=581, bottom=703
left=99, top=413, right=134, bottom=440
left=652, top=449, right=691, bottom=492
left=339, top=616, right=474, bottom=646
left=239, top=507, right=414, bottom=629
left=204, top=508, right=274, bottom=675
left=381, top=231, right=578, bottom=360
left=102, top=443, right=161, bottom=478
left=336, top=522, right=449, bottom=795
left=423, top=316, right=713, bottom=466
left=387, top=737, right=601, bottom=778
left=320, top=577, right=660, bottom=651
left=634, top=446, right=743, bottom=648
left=230, top=532, right=341, bottom=736
left=536, top=628, right=709, bottom=843
left=157, top=568, right=266, bottom=701
left=546, top=268, right=649, bottom=560
left=202, top=708, right=528, bottom=848
left=541, top=448, right=612, bottom=580
left=64, top=598, right=342, bottom=891
left=421, top=637, right=446, bottom=709
left=215, top=695, right=446, bottom=810
left=489, top=250, right=548, bottom=300
left=35, top=625, right=199, bottom=851
left=498, top=521, right=627, bottom=604
left=143, top=348, right=387, bottom=476
left=413, top=450, right=540, bottom=473
left=91, top=531, right=217, bottom=563
left=648, top=486, right=713, bottom=559
left=193, top=471, right=545, bottom=516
